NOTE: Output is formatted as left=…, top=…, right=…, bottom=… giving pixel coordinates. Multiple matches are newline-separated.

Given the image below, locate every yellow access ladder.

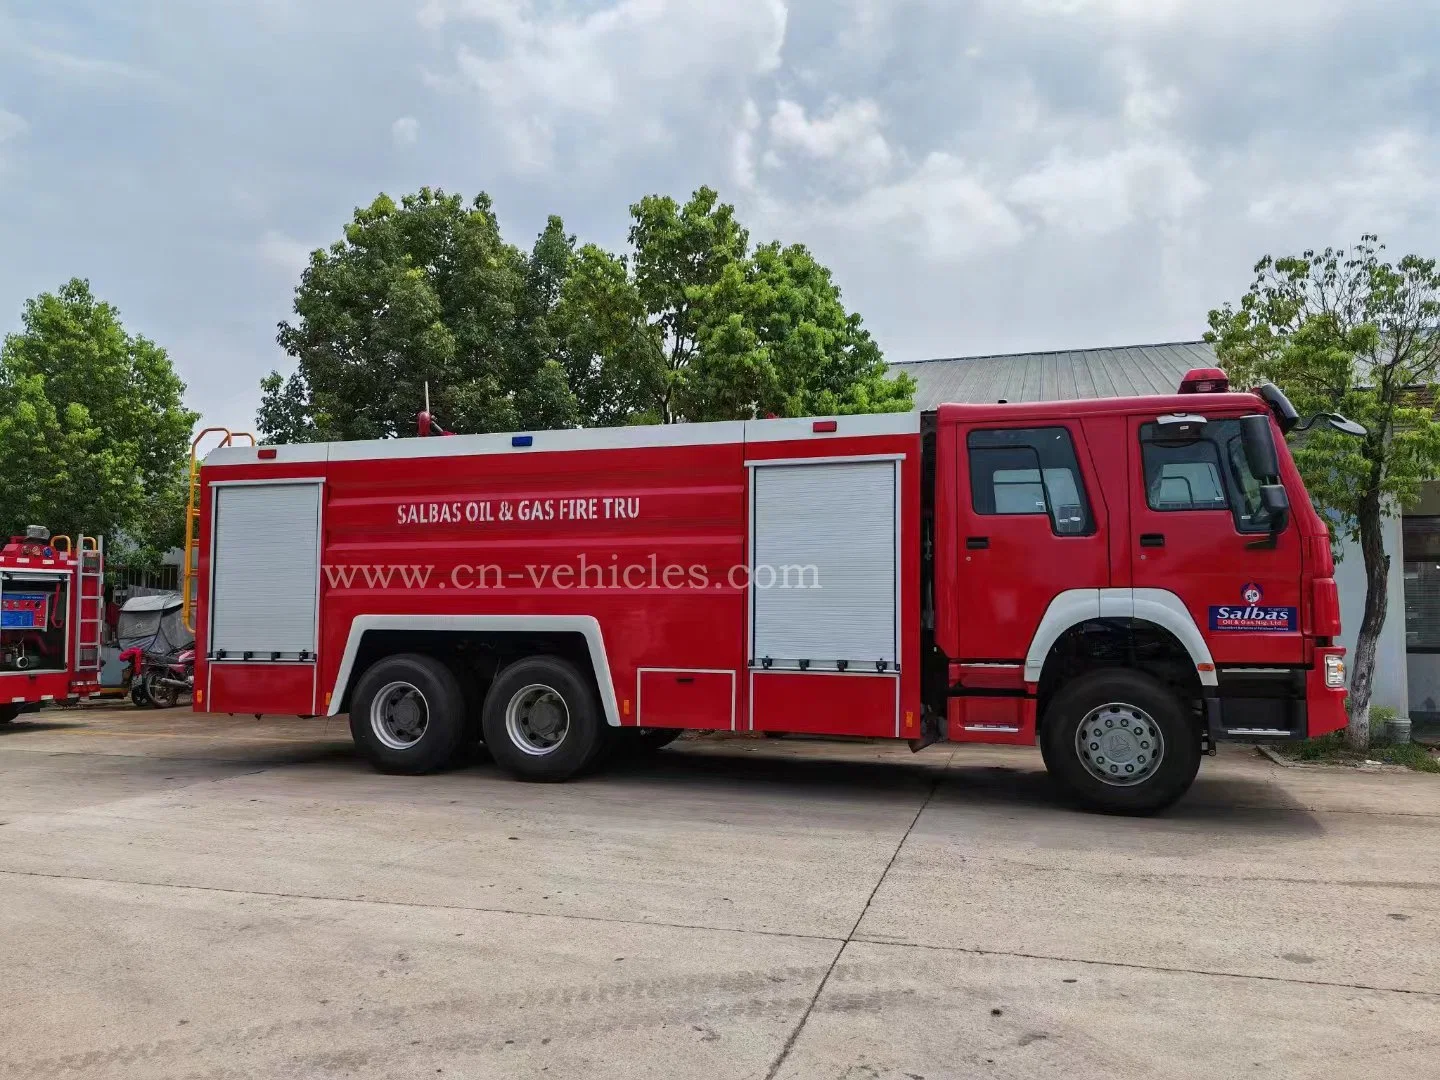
left=182, top=428, right=255, bottom=632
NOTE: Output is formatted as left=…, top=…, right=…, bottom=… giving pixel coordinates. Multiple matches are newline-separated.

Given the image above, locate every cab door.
left=1127, top=412, right=1304, bottom=664
left=952, top=423, right=1111, bottom=664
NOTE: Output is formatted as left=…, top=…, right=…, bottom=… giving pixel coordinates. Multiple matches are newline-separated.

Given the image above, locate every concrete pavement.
left=1, top=707, right=1438, bottom=1079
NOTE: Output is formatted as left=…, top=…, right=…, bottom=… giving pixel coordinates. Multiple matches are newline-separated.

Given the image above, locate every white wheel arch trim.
left=1023, top=588, right=1217, bottom=687
left=327, top=615, right=621, bottom=726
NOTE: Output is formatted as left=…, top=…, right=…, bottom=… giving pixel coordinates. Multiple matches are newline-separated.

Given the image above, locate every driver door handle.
left=1140, top=533, right=1166, bottom=548
left=966, top=536, right=990, bottom=550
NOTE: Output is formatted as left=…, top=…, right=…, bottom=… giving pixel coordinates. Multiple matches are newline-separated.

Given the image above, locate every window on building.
left=1139, top=418, right=1274, bottom=533
left=968, top=427, right=1093, bottom=535
left=1403, top=516, right=1440, bottom=651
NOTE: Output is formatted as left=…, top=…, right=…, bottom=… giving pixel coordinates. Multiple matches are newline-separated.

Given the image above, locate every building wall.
left=1400, top=481, right=1440, bottom=720
left=1334, top=513, right=1408, bottom=714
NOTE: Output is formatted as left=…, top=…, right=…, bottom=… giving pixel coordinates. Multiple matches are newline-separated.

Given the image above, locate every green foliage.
left=260, top=185, right=911, bottom=440
left=262, top=189, right=580, bottom=443
left=1207, top=237, right=1440, bottom=546
left=0, top=280, right=197, bottom=566
left=1278, top=731, right=1439, bottom=773
left=1206, top=236, right=1440, bottom=750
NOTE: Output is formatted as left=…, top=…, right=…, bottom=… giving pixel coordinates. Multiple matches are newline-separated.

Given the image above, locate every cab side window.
left=1140, top=419, right=1272, bottom=533
left=968, top=427, right=1094, bottom=535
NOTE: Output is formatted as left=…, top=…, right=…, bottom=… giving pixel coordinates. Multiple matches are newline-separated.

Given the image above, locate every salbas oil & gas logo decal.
left=1208, top=582, right=1297, bottom=632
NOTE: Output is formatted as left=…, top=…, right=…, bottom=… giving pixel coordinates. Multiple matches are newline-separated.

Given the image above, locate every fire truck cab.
left=194, top=371, right=1348, bottom=813
left=0, top=527, right=105, bottom=723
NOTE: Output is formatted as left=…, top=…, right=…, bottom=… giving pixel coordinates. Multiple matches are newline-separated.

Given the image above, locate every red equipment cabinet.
left=194, top=375, right=1350, bottom=813
left=0, top=529, right=104, bottom=722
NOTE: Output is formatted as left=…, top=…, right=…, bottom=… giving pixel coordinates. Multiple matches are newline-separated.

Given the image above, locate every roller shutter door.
left=210, top=482, right=321, bottom=658
left=751, top=460, right=898, bottom=669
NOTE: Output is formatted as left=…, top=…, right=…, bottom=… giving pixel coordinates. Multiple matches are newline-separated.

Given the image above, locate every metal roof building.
left=891, top=341, right=1219, bottom=409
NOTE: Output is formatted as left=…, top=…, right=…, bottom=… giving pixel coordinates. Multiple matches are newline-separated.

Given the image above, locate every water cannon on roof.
left=417, top=382, right=455, bottom=437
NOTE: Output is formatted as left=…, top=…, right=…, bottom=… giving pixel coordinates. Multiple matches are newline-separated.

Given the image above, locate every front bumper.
left=1202, top=647, right=1348, bottom=743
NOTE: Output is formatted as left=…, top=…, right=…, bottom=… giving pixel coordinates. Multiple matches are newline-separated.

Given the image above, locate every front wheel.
left=1040, top=668, right=1200, bottom=815
left=482, top=656, right=606, bottom=781
left=0, top=703, right=18, bottom=725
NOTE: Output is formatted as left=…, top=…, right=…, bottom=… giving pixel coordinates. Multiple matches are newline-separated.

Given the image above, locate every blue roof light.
left=512, top=435, right=533, bottom=447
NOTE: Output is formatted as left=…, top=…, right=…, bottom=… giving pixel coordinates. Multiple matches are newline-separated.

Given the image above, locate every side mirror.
left=1327, top=414, right=1367, bottom=437
left=1261, top=483, right=1290, bottom=535
left=1240, top=414, right=1280, bottom=481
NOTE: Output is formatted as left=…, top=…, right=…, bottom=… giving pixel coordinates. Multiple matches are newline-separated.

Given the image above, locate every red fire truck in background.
left=0, top=527, right=104, bottom=723
left=192, top=369, right=1355, bottom=812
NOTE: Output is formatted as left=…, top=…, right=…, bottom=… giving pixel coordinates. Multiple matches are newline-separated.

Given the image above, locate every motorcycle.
left=138, top=647, right=194, bottom=708
left=118, top=645, right=150, bottom=707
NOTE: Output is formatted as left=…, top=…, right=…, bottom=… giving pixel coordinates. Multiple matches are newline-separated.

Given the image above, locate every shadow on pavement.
left=592, top=744, right=1323, bottom=834
left=0, top=721, right=88, bottom=736
left=576, top=744, right=942, bottom=799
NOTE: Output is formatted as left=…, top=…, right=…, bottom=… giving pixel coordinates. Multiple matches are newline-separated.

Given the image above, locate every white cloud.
left=425, top=0, right=788, bottom=171
left=1011, top=0, right=1352, bottom=25
left=256, top=230, right=315, bottom=276
left=17, top=42, right=163, bottom=84
left=1008, top=142, right=1207, bottom=235
left=732, top=99, right=762, bottom=191
left=391, top=115, right=420, bottom=146
left=813, top=153, right=1025, bottom=262
left=0, top=108, right=26, bottom=175
left=0, top=108, right=26, bottom=143
left=1247, top=130, right=1440, bottom=237
left=768, top=97, right=892, bottom=180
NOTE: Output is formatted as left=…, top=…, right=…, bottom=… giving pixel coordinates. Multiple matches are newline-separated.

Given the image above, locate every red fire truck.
left=192, top=369, right=1354, bottom=812
left=0, top=527, right=105, bottom=723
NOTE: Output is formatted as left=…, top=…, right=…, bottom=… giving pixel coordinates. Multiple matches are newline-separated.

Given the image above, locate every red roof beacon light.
left=1179, top=367, right=1229, bottom=394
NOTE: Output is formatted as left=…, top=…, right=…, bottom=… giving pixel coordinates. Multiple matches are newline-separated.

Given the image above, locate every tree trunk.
left=1346, top=491, right=1390, bottom=751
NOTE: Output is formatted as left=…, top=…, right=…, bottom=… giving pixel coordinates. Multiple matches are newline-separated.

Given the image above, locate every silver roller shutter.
left=751, top=460, right=898, bottom=669
left=210, top=483, right=321, bottom=657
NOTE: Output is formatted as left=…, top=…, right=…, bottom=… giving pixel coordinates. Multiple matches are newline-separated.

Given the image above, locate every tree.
left=261, top=185, right=912, bottom=439
left=260, top=189, right=582, bottom=443
left=0, top=279, right=198, bottom=565
left=1206, top=237, right=1440, bottom=749
left=570, top=187, right=913, bottom=423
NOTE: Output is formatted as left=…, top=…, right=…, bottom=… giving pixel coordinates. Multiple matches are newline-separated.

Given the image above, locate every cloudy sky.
left=2, top=0, right=1437, bottom=427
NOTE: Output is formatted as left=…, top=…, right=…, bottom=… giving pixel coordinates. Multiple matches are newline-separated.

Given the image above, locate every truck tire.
left=482, top=656, right=606, bottom=781
left=1040, top=668, right=1201, bottom=815
left=0, top=703, right=18, bottom=724
left=349, top=654, right=468, bottom=775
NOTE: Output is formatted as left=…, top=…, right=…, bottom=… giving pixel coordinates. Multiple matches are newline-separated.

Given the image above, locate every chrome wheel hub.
left=371, top=681, right=429, bottom=750
left=505, top=684, right=570, bottom=756
left=1076, top=702, right=1164, bottom=787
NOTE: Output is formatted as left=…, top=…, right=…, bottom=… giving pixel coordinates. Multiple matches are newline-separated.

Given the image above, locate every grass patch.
left=1275, top=731, right=1440, bottom=773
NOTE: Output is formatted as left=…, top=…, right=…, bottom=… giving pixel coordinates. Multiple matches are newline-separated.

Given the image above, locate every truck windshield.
left=1141, top=418, right=1274, bottom=533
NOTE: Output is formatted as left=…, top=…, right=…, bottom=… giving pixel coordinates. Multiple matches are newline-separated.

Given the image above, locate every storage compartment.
left=750, top=671, right=898, bottom=736
left=207, top=662, right=317, bottom=715
left=0, top=572, right=70, bottom=674
left=637, top=669, right=734, bottom=730
left=750, top=459, right=898, bottom=670
left=210, top=482, right=322, bottom=660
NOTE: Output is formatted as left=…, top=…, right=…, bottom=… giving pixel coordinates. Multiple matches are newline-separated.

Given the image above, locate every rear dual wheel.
left=350, top=654, right=468, bottom=775
left=350, top=653, right=669, bottom=781
left=482, top=656, right=607, bottom=781
left=0, top=704, right=18, bottom=725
